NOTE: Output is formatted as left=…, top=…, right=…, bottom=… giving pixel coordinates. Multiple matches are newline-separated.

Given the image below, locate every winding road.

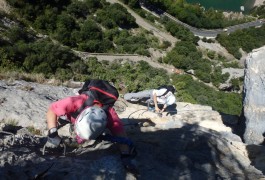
left=164, top=12, right=264, bottom=38
left=83, top=0, right=262, bottom=74
left=76, top=0, right=249, bottom=88
left=141, top=3, right=265, bottom=38
left=108, top=0, right=265, bottom=38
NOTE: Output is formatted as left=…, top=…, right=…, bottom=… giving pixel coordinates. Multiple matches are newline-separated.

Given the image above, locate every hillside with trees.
left=0, top=0, right=251, bottom=116
left=217, top=25, right=265, bottom=59
left=6, top=0, right=169, bottom=55
left=122, top=0, right=255, bottom=29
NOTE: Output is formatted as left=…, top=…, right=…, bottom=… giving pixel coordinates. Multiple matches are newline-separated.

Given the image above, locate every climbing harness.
left=41, top=99, right=128, bottom=157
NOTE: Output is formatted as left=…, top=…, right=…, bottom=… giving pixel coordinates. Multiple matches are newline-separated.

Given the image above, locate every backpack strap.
left=70, top=91, right=111, bottom=119
left=156, top=88, right=170, bottom=97
left=70, top=91, right=95, bottom=119
left=89, top=86, right=118, bottom=101
left=84, top=87, right=115, bottom=111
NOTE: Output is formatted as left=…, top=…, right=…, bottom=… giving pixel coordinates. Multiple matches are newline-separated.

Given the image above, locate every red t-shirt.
left=49, top=94, right=124, bottom=135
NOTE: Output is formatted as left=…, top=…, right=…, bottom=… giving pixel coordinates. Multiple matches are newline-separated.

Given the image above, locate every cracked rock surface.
left=0, top=78, right=265, bottom=179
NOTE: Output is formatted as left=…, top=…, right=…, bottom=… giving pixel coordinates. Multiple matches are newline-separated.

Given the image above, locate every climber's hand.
left=45, top=128, right=62, bottom=148
left=155, top=107, right=160, bottom=113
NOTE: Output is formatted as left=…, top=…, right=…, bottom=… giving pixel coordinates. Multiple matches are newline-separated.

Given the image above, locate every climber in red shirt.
left=44, top=80, right=137, bottom=172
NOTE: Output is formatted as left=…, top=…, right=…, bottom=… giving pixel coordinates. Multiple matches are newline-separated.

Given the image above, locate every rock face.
left=243, top=46, right=265, bottom=145
left=0, top=79, right=265, bottom=179
left=0, top=80, right=75, bottom=132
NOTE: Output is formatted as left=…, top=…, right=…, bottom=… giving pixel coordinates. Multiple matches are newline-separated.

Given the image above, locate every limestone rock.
left=0, top=80, right=75, bottom=132
left=0, top=79, right=265, bottom=179
left=243, top=46, right=265, bottom=145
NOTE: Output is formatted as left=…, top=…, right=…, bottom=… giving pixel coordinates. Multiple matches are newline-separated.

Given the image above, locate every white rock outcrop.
left=243, top=46, right=265, bottom=145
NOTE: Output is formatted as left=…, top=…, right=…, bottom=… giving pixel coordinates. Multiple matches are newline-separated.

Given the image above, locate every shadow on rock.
left=246, top=144, right=265, bottom=175
left=1, top=122, right=264, bottom=180
left=126, top=122, right=263, bottom=179
left=220, top=112, right=246, bottom=141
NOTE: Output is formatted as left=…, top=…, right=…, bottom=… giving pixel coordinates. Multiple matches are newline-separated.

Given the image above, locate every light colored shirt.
left=152, top=88, right=175, bottom=105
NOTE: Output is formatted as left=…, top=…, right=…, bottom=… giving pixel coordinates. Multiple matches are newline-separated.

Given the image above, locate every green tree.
left=207, top=51, right=215, bottom=59
left=79, top=19, right=103, bottom=41
left=66, top=0, right=89, bottom=18
left=34, top=8, right=58, bottom=33
left=54, top=13, right=78, bottom=45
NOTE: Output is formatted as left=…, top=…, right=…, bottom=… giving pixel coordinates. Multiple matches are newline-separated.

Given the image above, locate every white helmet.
left=75, top=106, right=107, bottom=140
left=166, top=94, right=176, bottom=106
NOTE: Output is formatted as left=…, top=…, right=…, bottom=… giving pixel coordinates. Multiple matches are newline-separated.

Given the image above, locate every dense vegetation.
left=121, top=0, right=265, bottom=60
left=7, top=0, right=166, bottom=56
left=160, top=34, right=235, bottom=88
left=122, top=0, right=252, bottom=29
left=0, top=12, right=78, bottom=79
left=216, top=25, right=265, bottom=59
left=72, top=58, right=242, bottom=115
left=172, top=75, right=242, bottom=115
left=0, top=0, right=245, bottom=115
left=250, top=3, right=265, bottom=18
left=162, top=16, right=199, bottom=43
left=72, top=58, right=170, bottom=93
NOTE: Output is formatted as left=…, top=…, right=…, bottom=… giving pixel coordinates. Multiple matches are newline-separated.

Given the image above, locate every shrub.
left=207, top=51, right=215, bottom=59
left=171, top=74, right=242, bottom=115
left=27, top=126, right=42, bottom=135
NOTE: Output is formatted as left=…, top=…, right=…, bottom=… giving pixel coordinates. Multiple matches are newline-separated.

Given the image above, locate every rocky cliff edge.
left=1, top=78, right=265, bottom=179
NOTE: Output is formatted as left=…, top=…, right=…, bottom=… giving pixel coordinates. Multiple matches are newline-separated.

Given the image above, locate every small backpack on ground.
left=157, top=85, right=176, bottom=97
left=71, top=79, right=119, bottom=118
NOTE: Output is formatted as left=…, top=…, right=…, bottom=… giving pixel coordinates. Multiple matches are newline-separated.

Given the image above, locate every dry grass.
left=4, top=119, right=18, bottom=126
left=0, top=70, right=81, bottom=87
left=27, top=126, right=42, bottom=135
left=0, top=71, right=46, bottom=83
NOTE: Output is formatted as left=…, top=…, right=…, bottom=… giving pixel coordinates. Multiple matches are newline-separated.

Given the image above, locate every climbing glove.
left=45, top=127, right=62, bottom=148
